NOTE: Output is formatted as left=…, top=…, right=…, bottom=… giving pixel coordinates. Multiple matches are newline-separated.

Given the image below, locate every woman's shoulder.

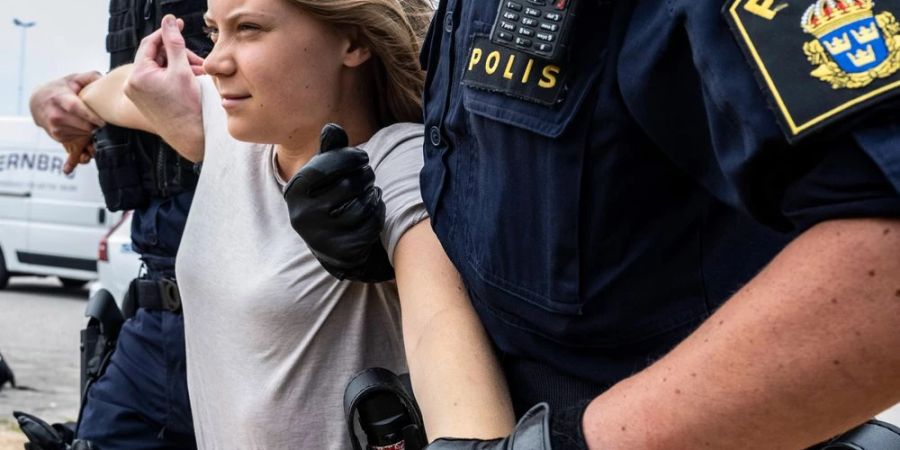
left=366, top=123, right=425, bottom=152
left=362, top=122, right=424, bottom=167
left=375, top=122, right=425, bottom=138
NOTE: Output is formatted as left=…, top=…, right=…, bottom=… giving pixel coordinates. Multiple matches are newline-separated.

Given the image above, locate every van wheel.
left=58, top=277, right=87, bottom=289
left=0, top=249, right=9, bottom=290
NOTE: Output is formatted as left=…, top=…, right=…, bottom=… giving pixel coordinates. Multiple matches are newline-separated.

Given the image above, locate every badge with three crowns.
left=725, top=0, right=900, bottom=141
left=802, top=0, right=900, bottom=89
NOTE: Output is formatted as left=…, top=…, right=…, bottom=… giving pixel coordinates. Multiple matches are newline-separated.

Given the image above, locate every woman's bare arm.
left=393, top=220, right=516, bottom=440
left=80, top=16, right=206, bottom=162
left=79, top=65, right=154, bottom=133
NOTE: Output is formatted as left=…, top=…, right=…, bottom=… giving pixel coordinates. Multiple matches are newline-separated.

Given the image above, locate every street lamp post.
left=13, top=18, right=36, bottom=116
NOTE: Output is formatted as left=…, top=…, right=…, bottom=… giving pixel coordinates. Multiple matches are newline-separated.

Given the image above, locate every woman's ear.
left=342, top=27, right=372, bottom=68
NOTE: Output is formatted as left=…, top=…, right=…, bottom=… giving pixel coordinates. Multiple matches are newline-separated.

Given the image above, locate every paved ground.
left=0, top=277, right=86, bottom=449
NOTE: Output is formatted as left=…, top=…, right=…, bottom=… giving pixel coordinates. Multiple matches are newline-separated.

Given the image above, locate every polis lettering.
left=504, top=55, right=516, bottom=80
left=467, top=45, right=560, bottom=89
left=462, top=36, right=566, bottom=105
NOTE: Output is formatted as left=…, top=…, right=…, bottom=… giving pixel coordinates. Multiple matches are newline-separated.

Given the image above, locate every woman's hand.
left=125, top=14, right=207, bottom=160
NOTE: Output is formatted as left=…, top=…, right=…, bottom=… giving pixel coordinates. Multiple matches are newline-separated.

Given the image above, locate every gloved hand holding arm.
left=427, top=403, right=588, bottom=450
left=426, top=404, right=900, bottom=449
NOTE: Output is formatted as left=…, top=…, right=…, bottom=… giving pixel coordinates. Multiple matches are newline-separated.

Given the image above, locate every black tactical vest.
left=95, top=0, right=212, bottom=211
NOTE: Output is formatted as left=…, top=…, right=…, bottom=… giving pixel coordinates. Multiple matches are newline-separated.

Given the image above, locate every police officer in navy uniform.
left=291, top=0, right=900, bottom=448
left=28, top=1, right=211, bottom=447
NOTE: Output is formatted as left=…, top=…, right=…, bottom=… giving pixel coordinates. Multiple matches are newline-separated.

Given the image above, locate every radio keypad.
left=490, top=0, right=577, bottom=59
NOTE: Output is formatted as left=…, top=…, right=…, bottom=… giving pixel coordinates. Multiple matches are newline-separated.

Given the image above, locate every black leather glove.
left=13, top=411, right=73, bottom=450
left=284, top=123, right=395, bottom=282
left=427, top=403, right=588, bottom=450
left=427, top=405, right=900, bottom=450
left=810, top=420, right=900, bottom=449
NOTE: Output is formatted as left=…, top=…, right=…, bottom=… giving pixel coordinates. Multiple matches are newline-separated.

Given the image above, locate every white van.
left=0, top=116, right=119, bottom=289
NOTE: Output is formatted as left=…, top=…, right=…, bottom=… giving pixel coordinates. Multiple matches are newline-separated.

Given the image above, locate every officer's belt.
left=131, top=279, right=182, bottom=313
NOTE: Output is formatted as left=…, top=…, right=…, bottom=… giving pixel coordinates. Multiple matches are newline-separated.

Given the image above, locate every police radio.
left=490, top=0, right=580, bottom=61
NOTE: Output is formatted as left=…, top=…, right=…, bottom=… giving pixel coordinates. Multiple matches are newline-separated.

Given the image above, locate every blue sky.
left=2, top=1, right=108, bottom=117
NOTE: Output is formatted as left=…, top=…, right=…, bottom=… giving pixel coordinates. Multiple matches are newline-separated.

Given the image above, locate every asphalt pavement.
left=0, top=277, right=85, bottom=448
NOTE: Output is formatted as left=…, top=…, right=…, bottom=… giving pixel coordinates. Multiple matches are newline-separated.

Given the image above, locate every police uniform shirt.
left=420, top=0, right=900, bottom=411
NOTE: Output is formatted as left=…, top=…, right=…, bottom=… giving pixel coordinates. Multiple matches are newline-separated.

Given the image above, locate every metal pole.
left=13, top=19, right=36, bottom=116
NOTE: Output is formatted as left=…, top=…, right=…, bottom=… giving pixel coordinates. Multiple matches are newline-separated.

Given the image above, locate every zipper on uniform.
left=144, top=0, right=154, bottom=21
left=157, top=146, right=168, bottom=198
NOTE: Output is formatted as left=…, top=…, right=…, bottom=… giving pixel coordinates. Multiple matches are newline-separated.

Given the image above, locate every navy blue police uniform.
left=420, top=0, right=900, bottom=416
left=75, top=0, right=211, bottom=447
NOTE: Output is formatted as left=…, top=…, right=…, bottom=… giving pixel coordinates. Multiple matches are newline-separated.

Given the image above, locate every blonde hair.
left=290, top=0, right=433, bottom=126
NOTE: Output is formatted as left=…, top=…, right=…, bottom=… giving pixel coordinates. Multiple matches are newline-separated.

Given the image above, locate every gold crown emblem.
left=802, top=0, right=876, bottom=37
left=823, top=32, right=854, bottom=53
left=847, top=44, right=878, bottom=65
left=851, top=21, right=881, bottom=42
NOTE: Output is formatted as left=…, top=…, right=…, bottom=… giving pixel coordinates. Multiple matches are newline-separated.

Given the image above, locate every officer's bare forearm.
left=394, top=220, right=516, bottom=440
left=582, top=218, right=900, bottom=449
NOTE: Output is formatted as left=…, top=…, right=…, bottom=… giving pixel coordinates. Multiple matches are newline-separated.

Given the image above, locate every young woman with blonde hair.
left=72, top=0, right=515, bottom=447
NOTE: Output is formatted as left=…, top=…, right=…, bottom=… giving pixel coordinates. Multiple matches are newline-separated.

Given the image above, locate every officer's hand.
left=29, top=72, right=106, bottom=174
left=13, top=411, right=71, bottom=450
left=284, top=123, right=395, bottom=282
left=427, top=404, right=556, bottom=450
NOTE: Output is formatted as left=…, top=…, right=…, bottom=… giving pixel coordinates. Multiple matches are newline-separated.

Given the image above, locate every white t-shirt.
left=176, top=76, right=427, bottom=449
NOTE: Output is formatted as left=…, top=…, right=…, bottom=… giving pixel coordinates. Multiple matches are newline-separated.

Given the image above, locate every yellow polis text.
left=468, top=47, right=561, bottom=89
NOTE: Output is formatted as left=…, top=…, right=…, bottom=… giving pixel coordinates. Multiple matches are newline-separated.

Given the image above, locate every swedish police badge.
left=802, top=0, right=900, bottom=88
left=725, top=0, right=900, bottom=142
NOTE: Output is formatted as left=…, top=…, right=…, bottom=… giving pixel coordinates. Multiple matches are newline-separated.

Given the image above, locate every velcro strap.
left=105, top=29, right=138, bottom=53
left=132, top=279, right=182, bottom=313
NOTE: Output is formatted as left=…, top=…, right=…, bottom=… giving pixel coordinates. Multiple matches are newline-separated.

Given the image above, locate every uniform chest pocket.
left=458, top=20, right=608, bottom=319
left=461, top=48, right=604, bottom=136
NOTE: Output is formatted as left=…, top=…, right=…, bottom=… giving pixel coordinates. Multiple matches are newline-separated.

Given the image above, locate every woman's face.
left=202, top=0, right=362, bottom=145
